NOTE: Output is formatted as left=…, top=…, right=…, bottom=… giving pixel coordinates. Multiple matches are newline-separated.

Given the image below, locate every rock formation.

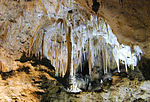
left=0, top=0, right=150, bottom=101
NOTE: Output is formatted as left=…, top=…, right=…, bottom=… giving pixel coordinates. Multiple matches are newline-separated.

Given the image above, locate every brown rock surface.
left=0, top=61, right=55, bottom=102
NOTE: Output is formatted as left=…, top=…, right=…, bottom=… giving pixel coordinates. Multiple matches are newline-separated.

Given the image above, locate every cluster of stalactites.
left=28, top=0, right=142, bottom=79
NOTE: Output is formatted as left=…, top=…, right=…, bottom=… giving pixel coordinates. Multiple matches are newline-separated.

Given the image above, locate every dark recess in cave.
left=0, top=66, right=30, bottom=80
left=92, top=0, right=100, bottom=14
left=25, top=0, right=32, bottom=2
left=138, top=57, right=150, bottom=80
left=16, top=52, right=55, bottom=71
left=17, top=67, right=30, bottom=74
left=68, top=10, right=73, bottom=14
left=76, top=57, right=89, bottom=77
left=119, top=0, right=124, bottom=7
left=0, top=71, right=15, bottom=80
left=86, top=0, right=89, bottom=7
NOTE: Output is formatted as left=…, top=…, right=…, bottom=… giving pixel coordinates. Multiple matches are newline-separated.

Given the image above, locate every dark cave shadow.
left=33, top=74, right=66, bottom=102
left=15, top=52, right=32, bottom=62
left=16, top=52, right=55, bottom=71
left=138, top=56, right=150, bottom=80
left=0, top=66, right=30, bottom=80
left=0, top=70, right=15, bottom=80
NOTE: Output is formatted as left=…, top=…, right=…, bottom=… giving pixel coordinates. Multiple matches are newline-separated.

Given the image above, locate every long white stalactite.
left=30, top=0, right=143, bottom=93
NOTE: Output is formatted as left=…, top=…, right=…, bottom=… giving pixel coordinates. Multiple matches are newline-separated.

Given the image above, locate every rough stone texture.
left=0, top=0, right=50, bottom=71
left=0, top=61, right=55, bottom=102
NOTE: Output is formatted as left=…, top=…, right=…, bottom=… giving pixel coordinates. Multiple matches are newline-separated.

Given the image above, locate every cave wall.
left=0, top=0, right=51, bottom=71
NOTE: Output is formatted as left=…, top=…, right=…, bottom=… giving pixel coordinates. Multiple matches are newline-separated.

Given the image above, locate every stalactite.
left=88, top=40, right=92, bottom=75
left=27, top=0, right=143, bottom=93
left=41, top=30, right=45, bottom=58
left=2, top=21, right=10, bottom=41
left=28, top=24, right=41, bottom=56
left=64, top=26, right=72, bottom=78
left=0, top=22, right=5, bottom=34
left=55, top=0, right=60, bottom=14
left=105, top=48, right=108, bottom=73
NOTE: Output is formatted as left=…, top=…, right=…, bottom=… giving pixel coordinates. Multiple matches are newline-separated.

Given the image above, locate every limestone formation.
left=0, top=0, right=150, bottom=101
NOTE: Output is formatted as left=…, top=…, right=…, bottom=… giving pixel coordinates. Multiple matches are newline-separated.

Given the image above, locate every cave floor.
left=0, top=61, right=150, bottom=102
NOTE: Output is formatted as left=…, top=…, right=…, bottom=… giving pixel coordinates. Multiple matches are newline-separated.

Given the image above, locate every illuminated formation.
left=28, top=0, right=142, bottom=93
